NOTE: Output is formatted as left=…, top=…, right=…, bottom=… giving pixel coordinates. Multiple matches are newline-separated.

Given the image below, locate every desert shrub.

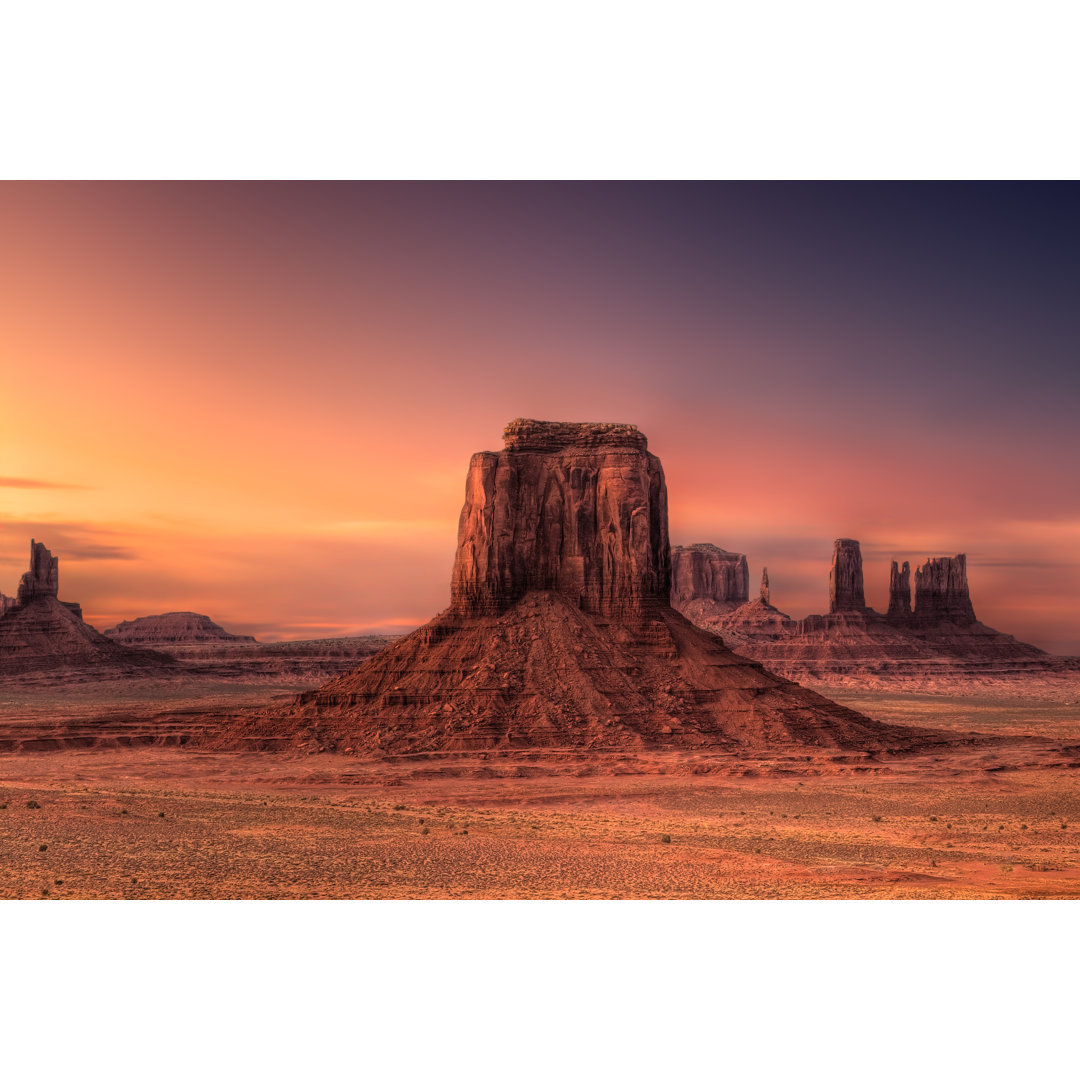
left=158, top=812, right=166, bottom=818
left=26, top=800, right=40, bottom=809
left=393, top=804, right=406, bottom=811
left=999, top=824, right=1005, bottom=831
left=421, top=827, right=430, bottom=835
left=54, top=879, right=63, bottom=886
left=660, top=834, right=672, bottom=844
left=1021, top=824, right=1028, bottom=830
left=1062, top=822, right=1068, bottom=830
left=121, top=809, right=129, bottom=816
left=872, top=815, right=882, bottom=823
left=38, top=843, right=47, bottom=852
left=0, top=803, right=7, bottom=810
left=929, top=816, right=938, bottom=822
left=946, top=823, right=952, bottom=829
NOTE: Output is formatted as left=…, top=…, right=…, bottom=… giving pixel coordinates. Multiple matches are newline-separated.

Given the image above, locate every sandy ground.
left=2, top=686, right=1079, bottom=898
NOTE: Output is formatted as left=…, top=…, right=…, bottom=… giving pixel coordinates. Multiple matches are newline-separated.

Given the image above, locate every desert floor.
left=1, top=687, right=1078, bottom=899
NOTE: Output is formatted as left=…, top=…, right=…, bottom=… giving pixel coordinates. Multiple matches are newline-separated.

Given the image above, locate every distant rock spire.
left=760, top=567, right=770, bottom=605
left=887, top=560, right=912, bottom=621
left=16, top=539, right=59, bottom=606
left=828, top=539, right=865, bottom=613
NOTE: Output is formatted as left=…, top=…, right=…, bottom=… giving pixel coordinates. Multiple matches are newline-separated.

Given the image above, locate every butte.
left=0, top=540, right=174, bottom=678
left=261, top=419, right=927, bottom=755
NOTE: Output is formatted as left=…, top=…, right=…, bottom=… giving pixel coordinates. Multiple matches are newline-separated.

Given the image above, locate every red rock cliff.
left=670, top=544, right=749, bottom=611
left=450, top=419, right=670, bottom=618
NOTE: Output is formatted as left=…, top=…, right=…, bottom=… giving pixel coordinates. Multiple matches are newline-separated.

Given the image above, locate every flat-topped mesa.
left=451, top=419, right=670, bottom=618
left=16, top=540, right=59, bottom=605
left=887, top=560, right=912, bottom=622
left=913, top=554, right=976, bottom=625
left=670, top=545, right=749, bottom=610
left=760, top=567, right=770, bottom=605
left=828, top=539, right=866, bottom=613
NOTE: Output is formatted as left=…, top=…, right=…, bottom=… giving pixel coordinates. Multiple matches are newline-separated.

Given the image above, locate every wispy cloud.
left=0, top=519, right=139, bottom=562
left=0, top=477, right=89, bottom=490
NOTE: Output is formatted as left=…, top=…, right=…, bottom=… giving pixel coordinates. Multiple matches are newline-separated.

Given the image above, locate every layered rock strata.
left=241, top=420, right=925, bottom=755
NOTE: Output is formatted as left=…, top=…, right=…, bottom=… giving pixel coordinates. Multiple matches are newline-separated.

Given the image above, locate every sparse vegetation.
left=393, top=804, right=406, bottom=811
left=159, top=812, right=166, bottom=818
left=660, top=834, right=672, bottom=844
left=38, top=843, right=47, bottom=852
left=26, top=800, right=40, bottom=809
left=872, top=815, right=882, bottom=822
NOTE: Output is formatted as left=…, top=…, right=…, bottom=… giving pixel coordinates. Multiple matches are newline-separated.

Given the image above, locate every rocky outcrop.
left=0, top=593, right=15, bottom=617
left=0, top=540, right=172, bottom=677
left=887, top=561, right=912, bottom=622
left=237, top=419, right=924, bottom=756
left=678, top=539, right=1057, bottom=690
left=106, top=612, right=257, bottom=645
left=913, top=555, right=976, bottom=625
left=671, top=544, right=749, bottom=619
left=828, top=539, right=866, bottom=613
left=451, top=419, right=670, bottom=619
left=760, top=567, right=770, bottom=605
left=16, top=540, right=59, bottom=605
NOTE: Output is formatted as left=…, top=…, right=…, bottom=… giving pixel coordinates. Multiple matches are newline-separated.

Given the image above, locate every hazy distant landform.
left=1, top=420, right=1078, bottom=899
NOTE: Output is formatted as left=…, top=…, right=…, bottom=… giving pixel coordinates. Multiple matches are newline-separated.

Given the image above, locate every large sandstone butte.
left=106, top=611, right=257, bottom=645
left=0, top=540, right=173, bottom=677
left=254, top=420, right=925, bottom=755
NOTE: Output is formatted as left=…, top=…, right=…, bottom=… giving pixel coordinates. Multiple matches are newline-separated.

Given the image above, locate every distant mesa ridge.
left=230, top=418, right=925, bottom=755
left=106, top=612, right=257, bottom=644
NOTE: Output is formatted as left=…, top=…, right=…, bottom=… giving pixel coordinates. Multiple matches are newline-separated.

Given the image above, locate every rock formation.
left=828, top=539, right=866, bottom=613
left=760, top=567, right=769, bottom=605
left=887, top=560, right=912, bottom=622
left=106, top=612, right=257, bottom=645
left=451, top=419, right=670, bottom=618
left=670, top=544, right=749, bottom=620
left=17, top=540, right=59, bottom=604
left=0, top=540, right=172, bottom=677
left=678, top=538, right=1062, bottom=690
left=0, top=593, right=15, bottom=617
left=913, top=555, right=976, bottom=625
left=241, top=420, right=924, bottom=755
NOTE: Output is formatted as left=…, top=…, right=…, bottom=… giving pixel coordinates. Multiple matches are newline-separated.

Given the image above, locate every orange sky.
left=2, top=182, right=1077, bottom=652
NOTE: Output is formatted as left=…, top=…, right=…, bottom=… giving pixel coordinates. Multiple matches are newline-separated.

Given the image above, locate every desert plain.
left=2, top=680, right=1078, bottom=900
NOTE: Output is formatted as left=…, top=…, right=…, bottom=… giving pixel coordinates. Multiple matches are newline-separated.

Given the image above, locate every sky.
left=1, top=181, right=1077, bottom=651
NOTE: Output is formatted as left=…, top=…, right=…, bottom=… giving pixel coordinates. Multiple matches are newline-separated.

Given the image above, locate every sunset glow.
left=1, top=182, right=1077, bottom=651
